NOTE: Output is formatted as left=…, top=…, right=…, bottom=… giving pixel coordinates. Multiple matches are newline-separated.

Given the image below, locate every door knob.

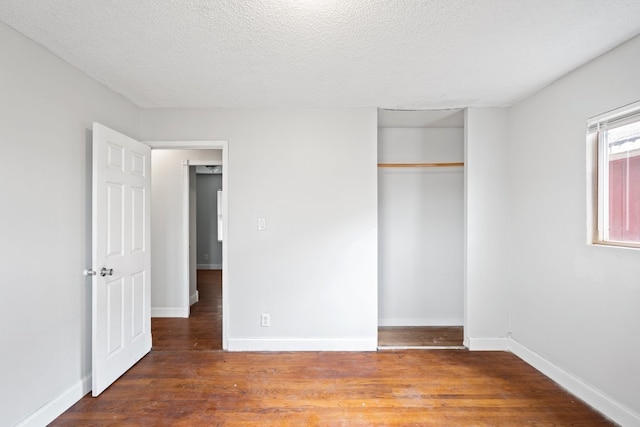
left=100, top=267, right=114, bottom=277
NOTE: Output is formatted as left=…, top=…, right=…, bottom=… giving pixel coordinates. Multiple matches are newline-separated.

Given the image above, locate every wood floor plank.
left=151, top=269, right=222, bottom=351
left=378, top=326, right=464, bottom=347
left=50, top=270, right=612, bottom=426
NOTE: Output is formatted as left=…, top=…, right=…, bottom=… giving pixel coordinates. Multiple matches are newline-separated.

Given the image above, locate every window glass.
left=604, top=120, right=640, bottom=243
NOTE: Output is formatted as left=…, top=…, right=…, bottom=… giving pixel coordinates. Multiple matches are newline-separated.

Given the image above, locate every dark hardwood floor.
left=151, top=269, right=222, bottom=351
left=378, top=326, right=464, bottom=348
left=51, top=270, right=613, bottom=426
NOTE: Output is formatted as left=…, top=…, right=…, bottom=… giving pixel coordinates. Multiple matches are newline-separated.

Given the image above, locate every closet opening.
left=377, top=108, right=465, bottom=349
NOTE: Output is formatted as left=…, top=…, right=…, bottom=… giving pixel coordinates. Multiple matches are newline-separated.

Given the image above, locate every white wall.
left=150, top=150, right=222, bottom=316
left=196, top=174, right=223, bottom=267
left=0, top=22, right=140, bottom=426
left=141, top=108, right=379, bottom=351
left=378, top=128, right=464, bottom=326
left=508, top=34, right=640, bottom=420
left=464, top=108, right=510, bottom=348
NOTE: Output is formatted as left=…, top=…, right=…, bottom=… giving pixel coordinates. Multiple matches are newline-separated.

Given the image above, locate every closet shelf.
left=377, top=162, right=464, bottom=168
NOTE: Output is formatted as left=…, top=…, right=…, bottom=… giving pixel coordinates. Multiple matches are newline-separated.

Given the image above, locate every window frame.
left=588, top=101, right=640, bottom=249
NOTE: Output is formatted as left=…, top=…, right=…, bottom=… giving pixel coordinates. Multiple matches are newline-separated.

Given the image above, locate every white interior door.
left=91, top=123, right=151, bottom=396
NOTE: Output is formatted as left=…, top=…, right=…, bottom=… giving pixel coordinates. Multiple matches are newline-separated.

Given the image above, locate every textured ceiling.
left=1, top=1, right=640, bottom=109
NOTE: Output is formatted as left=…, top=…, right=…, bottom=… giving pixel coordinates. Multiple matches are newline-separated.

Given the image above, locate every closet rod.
left=377, top=162, right=464, bottom=168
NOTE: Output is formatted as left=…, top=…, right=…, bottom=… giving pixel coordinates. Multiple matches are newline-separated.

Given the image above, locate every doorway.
left=146, top=141, right=229, bottom=350
left=195, top=165, right=223, bottom=272
left=151, top=160, right=223, bottom=351
left=193, top=163, right=223, bottom=350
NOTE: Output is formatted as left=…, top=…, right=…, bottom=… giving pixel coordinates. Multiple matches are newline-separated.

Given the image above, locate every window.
left=588, top=102, right=640, bottom=248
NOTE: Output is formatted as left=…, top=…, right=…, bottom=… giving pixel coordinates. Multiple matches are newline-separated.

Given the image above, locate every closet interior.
left=377, top=108, right=465, bottom=349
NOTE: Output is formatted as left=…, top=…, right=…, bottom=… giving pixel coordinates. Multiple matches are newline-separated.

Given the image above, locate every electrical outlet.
left=257, top=218, right=266, bottom=231
left=204, top=254, right=209, bottom=260
left=261, top=313, right=270, bottom=327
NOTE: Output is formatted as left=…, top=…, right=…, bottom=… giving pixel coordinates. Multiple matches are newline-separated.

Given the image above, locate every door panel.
left=92, top=123, right=151, bottom=396
left=131, top=186, right=145, bottom=253
left=106, top=277, right=124, bottom=355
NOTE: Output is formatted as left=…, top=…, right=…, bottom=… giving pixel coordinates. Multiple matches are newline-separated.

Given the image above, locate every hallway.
left=152, top=270, right=223, bottom=351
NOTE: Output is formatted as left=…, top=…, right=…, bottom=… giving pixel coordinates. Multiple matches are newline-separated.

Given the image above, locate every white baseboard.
left=151, top=307, right=188, bottom=318
left=378, top=318, right=463, bottom=327
left=16, top=374, right=91, bottom=427
left=197, top=263, right=222, bottom=270
left=228, top=338, right=377, bottom=352
left=190, top=290, right=199, bottom=306
left=508, top=338, right=640, bottom=426
left=467, top=337, right=509, bottom=351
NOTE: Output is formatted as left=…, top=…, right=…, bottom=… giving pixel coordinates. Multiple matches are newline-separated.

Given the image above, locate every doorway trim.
left=144, top=140, right=229, bottom=350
